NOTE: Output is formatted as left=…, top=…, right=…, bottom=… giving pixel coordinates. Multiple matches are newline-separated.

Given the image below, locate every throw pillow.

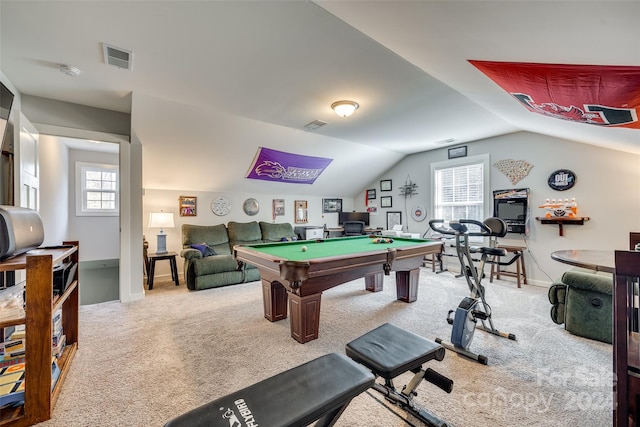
left=190, top=243, right=216, bottom=257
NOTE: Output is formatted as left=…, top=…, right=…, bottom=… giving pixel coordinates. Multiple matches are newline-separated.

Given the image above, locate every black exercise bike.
left=429, top=217, right=517, bottom=365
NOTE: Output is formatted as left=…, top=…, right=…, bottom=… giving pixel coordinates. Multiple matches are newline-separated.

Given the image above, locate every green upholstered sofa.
left=548, top=267, right=613, bottom=344
left=181, top=221, right=296, bottom=291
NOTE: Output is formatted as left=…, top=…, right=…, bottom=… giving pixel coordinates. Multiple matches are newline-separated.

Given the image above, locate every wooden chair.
left=613, top=250, right=640, bottom=426
left=630, top=232, right=640, bottom=251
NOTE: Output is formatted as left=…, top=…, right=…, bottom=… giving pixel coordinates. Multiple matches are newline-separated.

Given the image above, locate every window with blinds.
left=434, top=162, right=484, bottom=223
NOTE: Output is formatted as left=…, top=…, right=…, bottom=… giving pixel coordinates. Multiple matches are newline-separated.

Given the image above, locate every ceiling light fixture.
left=59, top=64, right=81, bottom=77
left=331, top=100, right=359, bottom=117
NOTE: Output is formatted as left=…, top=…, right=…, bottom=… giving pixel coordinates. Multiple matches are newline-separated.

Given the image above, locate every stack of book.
left=1, top=326, right=26, bottom=409
left=0, top=361, right=25, bottom=407
left=0, top=308, right=65, bottom=410
left=52, top=308, right=65, bottom=360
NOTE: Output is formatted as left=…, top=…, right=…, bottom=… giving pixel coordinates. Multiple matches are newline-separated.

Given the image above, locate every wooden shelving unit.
left=535, top=216, right=590, bottom=236
left=0, top=242, right=79, bottom=427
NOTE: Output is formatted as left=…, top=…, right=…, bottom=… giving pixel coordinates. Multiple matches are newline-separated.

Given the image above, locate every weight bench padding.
left=164, top=353, right=374, bottom=427
left=346, top=323, right=445, bottom=379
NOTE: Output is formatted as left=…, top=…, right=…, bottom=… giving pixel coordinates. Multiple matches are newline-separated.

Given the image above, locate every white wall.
left=66, top=149, right=120, bottom=261
left=143, top=188, right=356, bottom=277
left=355, top=131, right=640, bottom=285
left=118, top=133, right=144, bottom=303
left=142, top=130, right=640, bottom=286
left=21, top=95, right=130, bottom=136
left=38, top=135, right=69, bottom=246
left=135, top=92, right=404, bottom=198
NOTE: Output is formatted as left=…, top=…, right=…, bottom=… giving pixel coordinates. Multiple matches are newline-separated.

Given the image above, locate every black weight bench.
left=163, top=353, right=374, bottom=427
left=346, top=323, right=453, bottom=427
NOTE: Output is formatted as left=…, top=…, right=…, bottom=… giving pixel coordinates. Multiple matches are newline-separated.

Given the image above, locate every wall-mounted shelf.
left=536, top=216, right=590, bottom=236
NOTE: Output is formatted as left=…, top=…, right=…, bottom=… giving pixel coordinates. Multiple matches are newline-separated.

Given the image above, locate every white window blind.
left=434, top=161, right=484, bottom=223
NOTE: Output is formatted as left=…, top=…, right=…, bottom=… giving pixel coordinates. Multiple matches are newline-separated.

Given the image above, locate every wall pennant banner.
left=469, top=60, right=640, bottom=129
left=246, top=147, right=333, bottom=184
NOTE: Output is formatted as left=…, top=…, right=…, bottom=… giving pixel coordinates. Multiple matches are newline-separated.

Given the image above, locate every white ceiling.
left=1, top=1, right=639, bottom=194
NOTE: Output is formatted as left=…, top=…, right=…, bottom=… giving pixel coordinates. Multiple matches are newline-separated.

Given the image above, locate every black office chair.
left=343, top=221, right=365, bottom=236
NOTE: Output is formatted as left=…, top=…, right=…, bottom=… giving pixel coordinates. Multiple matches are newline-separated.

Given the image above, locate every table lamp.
left=148, top=211, right=174, bottom=254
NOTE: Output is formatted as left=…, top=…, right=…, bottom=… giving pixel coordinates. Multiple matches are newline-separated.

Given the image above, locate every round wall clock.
left=411, top=205, right=427, bottom=222
left=547, top=169, right=576, bottom=191
left=243, top=198, right=260, bottom=216
left=210, top=196, right=231, bottom=216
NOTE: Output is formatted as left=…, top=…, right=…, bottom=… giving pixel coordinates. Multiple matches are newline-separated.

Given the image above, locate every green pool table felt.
left=244, top=236, right=434, bottom=261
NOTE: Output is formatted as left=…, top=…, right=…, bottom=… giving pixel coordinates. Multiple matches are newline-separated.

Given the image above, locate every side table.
left=147, top=251, right=180, bottom=290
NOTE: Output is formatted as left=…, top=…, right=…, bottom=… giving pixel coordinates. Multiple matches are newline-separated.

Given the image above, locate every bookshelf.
left=0, top=242, right=79, bottom=427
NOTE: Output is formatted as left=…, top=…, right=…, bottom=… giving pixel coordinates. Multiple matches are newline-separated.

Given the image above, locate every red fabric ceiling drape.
left=469, top=60, right=640, bottom=129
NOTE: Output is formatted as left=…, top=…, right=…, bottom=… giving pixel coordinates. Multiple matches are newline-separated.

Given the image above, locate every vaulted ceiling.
left=1, top=1, right=639, bottom=196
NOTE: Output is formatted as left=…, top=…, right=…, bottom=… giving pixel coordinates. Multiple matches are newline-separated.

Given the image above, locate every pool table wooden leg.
left=365, top=273, right=384, bottom=292
left=395, top=269, right=420, bottom=302
left=262, top=279, right=288, bottom=322
left=288, top=292, right=322, bottom=343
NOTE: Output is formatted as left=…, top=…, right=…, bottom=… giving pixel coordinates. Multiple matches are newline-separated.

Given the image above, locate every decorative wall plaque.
left=547, top=169, right=576, bottom=191
left=243, top=198, right=259, bottom=216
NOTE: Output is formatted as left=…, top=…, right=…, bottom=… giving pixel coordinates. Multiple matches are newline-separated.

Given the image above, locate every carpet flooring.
left=38, top=268, right=612, bottom=426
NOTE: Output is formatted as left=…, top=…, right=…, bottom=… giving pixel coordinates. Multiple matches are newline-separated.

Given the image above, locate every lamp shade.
left=331, top=100, right=359, bottom=117
left=148, top=212, right=175, bottom=229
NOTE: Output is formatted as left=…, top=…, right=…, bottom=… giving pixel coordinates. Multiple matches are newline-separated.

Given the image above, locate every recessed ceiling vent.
left=434, top=138, right=457, bottom=146
left=304, top=120, right=328, bottom=131
left=102, top=43, right=133, bottom=70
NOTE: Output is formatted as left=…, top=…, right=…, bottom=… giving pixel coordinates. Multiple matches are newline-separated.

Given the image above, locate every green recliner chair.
left=548, top=268, right=613, bottom=344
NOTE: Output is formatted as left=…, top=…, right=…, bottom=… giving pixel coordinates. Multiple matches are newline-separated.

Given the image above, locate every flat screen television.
left=493, top=188, right=529, bottom=234
left=338, top=211, right=370, bottom=226
left=1, top=81, right=15, bottom=206
left=495, top=201, right=527, bottom=222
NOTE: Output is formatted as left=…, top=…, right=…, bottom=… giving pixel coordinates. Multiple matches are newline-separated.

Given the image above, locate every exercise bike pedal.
left=472, top=310, right=489, bottom=321
left=465, top=265, right=486, bottom=279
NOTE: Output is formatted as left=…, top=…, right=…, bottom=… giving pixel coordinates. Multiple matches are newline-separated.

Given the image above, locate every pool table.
left=234, top=236, right=443, bottom=343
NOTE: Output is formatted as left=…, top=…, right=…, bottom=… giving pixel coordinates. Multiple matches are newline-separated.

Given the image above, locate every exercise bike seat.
left=469, top=246, right=506, bottom=257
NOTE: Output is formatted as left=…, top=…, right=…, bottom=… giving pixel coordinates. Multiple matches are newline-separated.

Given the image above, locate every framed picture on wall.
left=387, top=211, right=402, bottom=230
left=322, top=198, right=342, bottom=213
left=448, top=146, right=467, bottom=159
left=380, top=179, right=392, bottom=191
left=366, top=189, right=376, bottom=200
left=380, top=196, right=392, bottom=208
left=273, top=199, right=285, bottom=215
left=295, top=200, right=308, bottom=223
left=179, top=196, right=197, bottom=216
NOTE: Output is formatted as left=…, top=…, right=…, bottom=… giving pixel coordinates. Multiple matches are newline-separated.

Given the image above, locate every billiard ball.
left=301, top=246, right=307, bottom=252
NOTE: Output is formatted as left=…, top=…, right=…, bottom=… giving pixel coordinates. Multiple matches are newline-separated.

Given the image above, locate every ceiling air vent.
left=434, top=138, right=457, bottom=146
left=304, top=120, right=328, bottom=131
left=102, top=43, right=133, bottom=70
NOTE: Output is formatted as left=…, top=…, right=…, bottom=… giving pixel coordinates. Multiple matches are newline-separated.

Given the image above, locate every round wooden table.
left=550, top=249, right=614, bottom=273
